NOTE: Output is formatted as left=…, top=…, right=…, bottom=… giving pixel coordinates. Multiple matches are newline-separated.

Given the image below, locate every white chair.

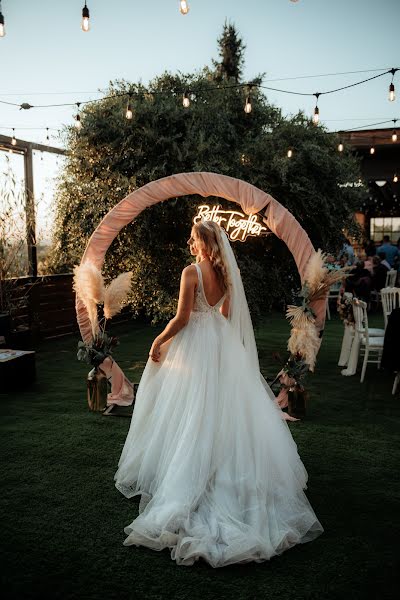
left=326, top=282, right=341, bottom=320
left=385, top=270, right=398, bottom=288
left=352, top=299, right=384, bottom=383
left=381, top=287, right=400, bottom=329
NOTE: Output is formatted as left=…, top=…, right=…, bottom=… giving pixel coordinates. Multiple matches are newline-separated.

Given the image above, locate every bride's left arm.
left=149, top=265, right=196, bottom=361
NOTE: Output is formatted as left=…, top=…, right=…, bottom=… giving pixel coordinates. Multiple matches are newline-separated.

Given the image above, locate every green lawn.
left=1, top=312, right=398, bottom=600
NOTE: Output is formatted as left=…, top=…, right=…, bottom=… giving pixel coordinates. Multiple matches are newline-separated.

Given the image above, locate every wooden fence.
left=9, top=274, right=78, bottom=340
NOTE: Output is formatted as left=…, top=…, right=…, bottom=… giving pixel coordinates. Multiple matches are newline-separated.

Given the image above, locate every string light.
left=81, top=2, right=90, bottom=32
left=11, top=128, right=17, bottom=145
left=287, top=148, right=293, bottom=158
left=312, top=93, right=320, bottom=125
left=182, top=90, right=190, bottom=108
left=125, top=95, right=133, bottom=120
left=338, top=141, right=344, bottom=152
left=179, top=1, right=190, bottom=15
left=388, top=68, right=397, bottom=101
left=394, top=174, right=399, bottom=183
left=392, top=119, right=397, bottom=142
left=74, top=103, right=82, bottom=130
left=244, top=95, right=252, bottom=114
left=370, top=144, right=375, bottom=155
left=0, top=2, right=5, bottom=38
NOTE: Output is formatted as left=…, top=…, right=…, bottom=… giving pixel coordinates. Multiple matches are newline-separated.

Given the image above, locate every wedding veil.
left=217, top=226, right=261, bottom=378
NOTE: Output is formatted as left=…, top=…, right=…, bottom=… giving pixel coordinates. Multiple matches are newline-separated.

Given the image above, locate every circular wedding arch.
left=76, top=172, right=327, bottom=346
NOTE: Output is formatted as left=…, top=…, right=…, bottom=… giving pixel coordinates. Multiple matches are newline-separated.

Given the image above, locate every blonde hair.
left=192, top=220, right=230, bottom=293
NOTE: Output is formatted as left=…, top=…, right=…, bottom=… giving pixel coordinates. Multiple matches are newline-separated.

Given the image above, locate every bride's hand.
left=149, top=338, right=161, bottom=363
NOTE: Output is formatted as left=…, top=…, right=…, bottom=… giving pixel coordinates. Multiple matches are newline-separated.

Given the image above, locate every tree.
left=213, top=21, right=246, bottom=83
left=48, top=27, right=363, bottom=324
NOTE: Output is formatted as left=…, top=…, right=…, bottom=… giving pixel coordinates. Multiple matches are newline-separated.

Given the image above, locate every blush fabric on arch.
left=76, top=172, right=326, bottom=406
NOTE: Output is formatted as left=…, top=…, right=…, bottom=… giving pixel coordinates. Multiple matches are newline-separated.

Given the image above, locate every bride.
left=115, top=220, right=323, bottom=567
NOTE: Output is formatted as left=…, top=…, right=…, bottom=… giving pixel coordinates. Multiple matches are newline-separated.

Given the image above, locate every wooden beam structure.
left=0, top=134, right=66, bottom=277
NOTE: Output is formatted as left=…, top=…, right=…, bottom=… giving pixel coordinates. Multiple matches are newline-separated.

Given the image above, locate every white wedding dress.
left=115, top=263, right=323, bottom=567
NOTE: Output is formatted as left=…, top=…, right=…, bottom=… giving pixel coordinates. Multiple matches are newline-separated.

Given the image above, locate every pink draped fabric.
left=76, top=172, right=327, bottom=406
left=101, top=357, right=133, bottom=407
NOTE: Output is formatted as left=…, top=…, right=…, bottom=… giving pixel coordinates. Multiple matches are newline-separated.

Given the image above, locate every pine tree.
left=213, top=21, right=246, bottom=83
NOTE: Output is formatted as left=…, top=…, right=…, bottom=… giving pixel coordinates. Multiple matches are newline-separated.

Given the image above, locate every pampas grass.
left=104, top=272, right=133, bottom=320
left=73, top=262, right=133, bottom=338
left=287, top=323, right=320, bottom=372
left=73, top=262, right=105, bottom=305
left=285, top=250, right=351, bottom=371
left=304, top=249, right=327, bottom=295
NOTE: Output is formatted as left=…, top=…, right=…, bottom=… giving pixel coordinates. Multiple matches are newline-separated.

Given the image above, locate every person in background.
left=344, top=260, right=372, bottom=302
left=376, top=235, right=399, bottom=267
left=372, top=256, right=389, bottom=291
left=338, top=253, right=349, bottom=268
left=378, top=251, right=391, bottom=271
left=363, top=238, right=376, bottom=257
left=338, top=238, right=355, bottom=266
left=325, top=255, right=341, bottom=271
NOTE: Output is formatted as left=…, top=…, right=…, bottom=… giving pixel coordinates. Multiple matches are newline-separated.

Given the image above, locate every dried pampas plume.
left=73, top=262, right=105, bottom=305
left=104, top=272, right=133, bottom=320
left=73, top=262, right=106, bottom=336
left=288, top=323, right=320, bottom=372
left=304, top=249, right=328, bottom=295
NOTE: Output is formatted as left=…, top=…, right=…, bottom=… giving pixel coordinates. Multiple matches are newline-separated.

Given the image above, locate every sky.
left=0, top=0, right=399, bottom=239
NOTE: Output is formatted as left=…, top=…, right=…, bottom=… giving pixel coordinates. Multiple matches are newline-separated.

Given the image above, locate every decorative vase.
left=87, top=366, right=108, bottom=411
left=288, top=386, right=307, bottom=419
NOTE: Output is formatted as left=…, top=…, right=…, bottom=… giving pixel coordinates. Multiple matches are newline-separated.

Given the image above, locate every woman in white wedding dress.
left=115, top=220, right=323, bottom=567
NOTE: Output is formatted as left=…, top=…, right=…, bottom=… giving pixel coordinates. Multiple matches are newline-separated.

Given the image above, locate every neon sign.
left=193, top=204, right=269, bottom=242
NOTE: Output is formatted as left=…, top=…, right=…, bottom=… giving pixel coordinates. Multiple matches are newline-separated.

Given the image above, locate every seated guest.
left=377, top=235, right=399, bottom=267
left=338, top=253, right=349, bottom=268
left=338, top=239, right=355, bottom=265
left=372, top=256, right=389, bottom=291
left=344, top=260, right=372, bottom=301
left=363, top=238, right=377, bottom=257
left=378, top=251, right=391, bottom=271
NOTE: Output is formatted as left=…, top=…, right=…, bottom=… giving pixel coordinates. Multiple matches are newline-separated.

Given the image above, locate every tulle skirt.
left=115, top=310, right=323, bottom=567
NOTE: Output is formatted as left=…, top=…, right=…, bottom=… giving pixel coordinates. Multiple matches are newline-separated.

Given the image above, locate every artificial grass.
left=0, top=312, right=399, bottom=600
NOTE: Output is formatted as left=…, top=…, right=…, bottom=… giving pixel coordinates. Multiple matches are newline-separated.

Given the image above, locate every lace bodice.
left=193, top=264, right=226, bottom=314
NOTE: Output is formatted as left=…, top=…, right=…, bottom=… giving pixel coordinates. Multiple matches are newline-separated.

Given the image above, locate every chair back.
left=385, top=270, right=398, bottom=287
left=352, top=298, right=368, bottom=339
left=381, top=287, right=400, bottom=328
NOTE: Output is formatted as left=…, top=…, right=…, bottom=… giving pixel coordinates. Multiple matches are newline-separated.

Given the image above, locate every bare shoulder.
left=182, top=264, right=198, bottom=281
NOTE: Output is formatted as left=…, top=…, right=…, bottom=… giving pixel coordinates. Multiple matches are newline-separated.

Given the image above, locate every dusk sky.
left=0, top=0, right=399, bottom=146
left=0, top=0, right=399, bottom=240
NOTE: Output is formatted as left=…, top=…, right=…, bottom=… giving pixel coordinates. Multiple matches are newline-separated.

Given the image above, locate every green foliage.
left=213, top=20, right=247, bottom=82
left=48, top=25, right=363, bottom=324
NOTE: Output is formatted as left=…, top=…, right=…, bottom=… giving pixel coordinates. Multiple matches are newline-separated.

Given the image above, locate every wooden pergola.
left=0, top=134, right=65, bottom=277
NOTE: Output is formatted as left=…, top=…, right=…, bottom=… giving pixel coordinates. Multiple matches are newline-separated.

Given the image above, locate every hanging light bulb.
left=312, top=93, right=320, bottom=125
left=338, top=141, right=344, bottom=152
left=75, top=103, right=82, bottom=130
left=179, top=1, right=190, bottom=15
left=244, top=96, right=252, bottom=114
left=81, top=2, right=90, bottom=32
left=0, top=2, right=5, bottom=38
left=394, top=174, right=399, bottom=183
left=388, top=82, right=395, bottom=102
left=392, top=120, right=397, bottom=142
left=126, top=95, right=133, bottom=120
left=11, top=129, right=17, bottom=146
left=287, top=148, right=293, bottom=158
left=370, top=144, right=375, bottom=155
left=182, top=91, right=190, bottom=108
